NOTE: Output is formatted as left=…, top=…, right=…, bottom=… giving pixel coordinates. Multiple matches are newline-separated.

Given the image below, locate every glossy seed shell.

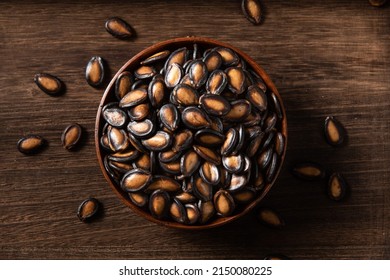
left=172, top=129, right=193, bottom=152
left=242, top=0, right=263, bottom=25
left=222, top=154, right=245, bottom=173
left=119, top=88, right=148, bottom=108
left=180, top=150, right=200, bottom=177
left=291, top=162, right=326, bottom=181
left=199, top=94, right=231, bottom=116
left=181, top=107, right=211, bottom=129
left=223, top=99, right=252, bottom=122
left=77, top=198, right=100, bottom=222
left=221, top=128, right=238, bottom=156
left=103, top=107, right=128, bottom=127
left=86, top=56, right=105, bottom=87
left=206, top=70, right=227, bottom=95
left=105, top=17, right=134, bottom=39
left=170, top=198, right=187, bottom=223
left=107, top=127, right=129, bottom=152
left=226, top=67, right=246, bottom=94
left=328, top=173, right=348, bottom=201
left=147, top=176, right=181, bottom=193
left=121, top=168, right=152, bottom=192
left=200, top=162, right=220, bottom=185
left=148, top=79, right=165, bottom=108
left=172, top=84, right=199, bottom=106
left=17, top=135, right=46, bottom=154
left=214, top=47, right=239, bottom=66
left=128, top=103, right=150, bottom=121
left=185, top=204, right=200, bottom=224
left=247, top=85, right=267, bottom=111
left=115, top=71, right=133, bottom=100
left=134, top=65, right=156, bottom=79
left=61, top=123, right=82, bottom=150
left=203, top=50, right=223, bottom=72
left=158, top=149, right=182, bottom=163
left=324, top=116, right=345, bottom=146
left=149, top=190, right=170, bottom=219
left=34, top=73, right=63, bottom=95
left=128, top=192, right=148, bottom=208
left=193, top=145, right=221, bottom=165
left=141, top=131, right=172, bottom=151
left=256, top=208, right=285, bottom=229
left=141, top=50, right=170, bottom=65
left=127, top=119, right=154, bottom=138
left=193, top=176, right=213, bottom=201
left=159, top=104, right=179, bottom=131
left=165, top=63, right=183, bottom=88
left=188, top=60, right=208, bottom=88
left=214, top=190, right=235, bottom=217
left=194, top=129, right=225, bottom=146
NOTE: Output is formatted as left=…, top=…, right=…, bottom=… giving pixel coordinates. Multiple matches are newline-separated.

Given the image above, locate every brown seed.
left=115, top=71, right=134, bottom=100
left=132, top=153, right=150, bottom=170
left=170, top=198, right=187, bottom=223
left=107, top=127, right=129, bottom=152
left=134, top=65, right=156, bottom=79
left=324, top=116, right=345, bottom=146
left=103, top=107, right=128, bottom=127
left=199, top=94, right=231, bottom=116
left=147, top=175, right=181, bottom=193
left=227, top=173, right=248, bottom=193
left=328, top=173, right=348, bottom=201
left=100, top=134, right=111, bottom=151
left=85, top=56, right=105, bottom=87
left=198, top=200, right=216, bottom=224
left=172, top=129, right=193, bottom=152
left=256, top=208, right=285, bottom=229
left=180, top=150, right=200, bottom=177
left=194, top=129, right=225, bottom=146
left=172, top=84, right=199, bottom=106
left=264, top=112, right=278, bottom=132
left=242, top=0, right=263, bottom=25
left=185, top=204, right=200, bottom=224
left=158, top=149, right=182, bottom=163
left=264, top=254, right=290, bottom=260
left=209, top=116, right=224, bottom=133
left=243, top=109, right=262, bottom=127
left=119, top=88, right=148, bottom=108
left=127, top=119, right=154, bottom=138
left=252, top=164, right=265, bottom=190
left=247, top=85, right=267, bottom=111
left=164, top=47, right=188, bottom=69
left=206, top=70, right=227, bottom=95
left=193, top=176, right=213, bottom=201
left=159, top=104, right=179, bottom=131
left=221, top=128, right=238, bottom=156
left=203, top=50, right=223, bottom=72
left=246, top=132, right=264, bottom=157
left=214, top=190, right=235, bottom=217
left=199, top=162, right=220, bottom=185
left=34, top=73, right=63, bottom=96
left=214, top=47, right=239, bottom=67
left=141, top=50, right=170, bottom=65
left=193, top=145, right=221, bottom=165
left=17, top=135, right=46, bottom=154
left=257, top=146, right=273, bottom=170
left=142, top=131, right=172, bottom=151
left=225, top=67, right=246, bottom=95
left=105, top=17, right=134, bottom=39
left=61, top=123, right=83, bottom=150
left=103, top=156, right=121, bottom=183
left=127, top=132, right=147, bottom=153
left=109, top=149, right=140, bottom=162
left=266, top=152, right=279, bottom=182
left=180, top=74, right=194, bottom=87
left=222, top=154, right=245, bottom=173
left=128, top=103, right=150, bottom=121
left=233, top=187, right=257, bottom=204
left=175, top=192, right=197, bottom=204
left=188, top=60, right=208, bottom=89
left=270, top=92, right=283, bottom=119
left=232, top=124, right=245, bottom=154
left=149, top=190, right=170, bottom=219
left=128, top=192, right=148, bottom=208
left=223, top=99, right=252, bottom=122
left=77, top=198, right=99, bottom=222
left=148, top=79, right=165, bottom=108
left=181, top=107, right=211, bottom=129
left=109, top=159, right=133, bottom=174
left=368, top=0, right=388, bottom=7
left=274, top=132, right=285, bottom=156
left=121, top=168, right=152, bottom=192
left=164, top=63, right=183, bottom=88
left=220, top=167, right=232, bottom=188
left=291, top=162, right=326, bottom=181
left=160, top=160, right=181, bottom=175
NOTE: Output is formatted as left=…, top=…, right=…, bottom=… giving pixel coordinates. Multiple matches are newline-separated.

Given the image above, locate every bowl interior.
left=95, top=37, right=287, bottom=229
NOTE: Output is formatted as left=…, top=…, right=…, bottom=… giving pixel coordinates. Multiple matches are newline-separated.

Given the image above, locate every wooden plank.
left=0, top=0, right=389, bottom=259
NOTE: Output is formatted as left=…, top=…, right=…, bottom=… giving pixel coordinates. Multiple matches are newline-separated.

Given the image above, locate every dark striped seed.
left=77, top=198, right=100, bottom=222
left=214, top=190, right=235, bottom=217
left=61, top=123, right=83, bottom=150
left=105, top=17, right=134, bottom=39
left=17, top=135, right=46, bottom=154
left=86, top=56, right=105, bottom=87
left=242, top=0, right=263, bottom=25
left=34, top=73, right=63, bottom=96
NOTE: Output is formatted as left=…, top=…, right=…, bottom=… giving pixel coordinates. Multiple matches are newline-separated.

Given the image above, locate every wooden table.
left=0, top=0, right=389, bottom=260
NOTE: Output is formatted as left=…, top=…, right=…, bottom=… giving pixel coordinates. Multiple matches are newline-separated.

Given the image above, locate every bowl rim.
left=95, top=36, right=288, bottom=230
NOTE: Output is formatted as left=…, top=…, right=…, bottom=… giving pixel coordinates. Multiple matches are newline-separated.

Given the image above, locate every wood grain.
left=0, top=0, right=389, bottom=259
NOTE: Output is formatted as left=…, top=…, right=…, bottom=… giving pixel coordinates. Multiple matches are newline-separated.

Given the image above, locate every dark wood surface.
left=0, top=0, right=389, bottom=260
